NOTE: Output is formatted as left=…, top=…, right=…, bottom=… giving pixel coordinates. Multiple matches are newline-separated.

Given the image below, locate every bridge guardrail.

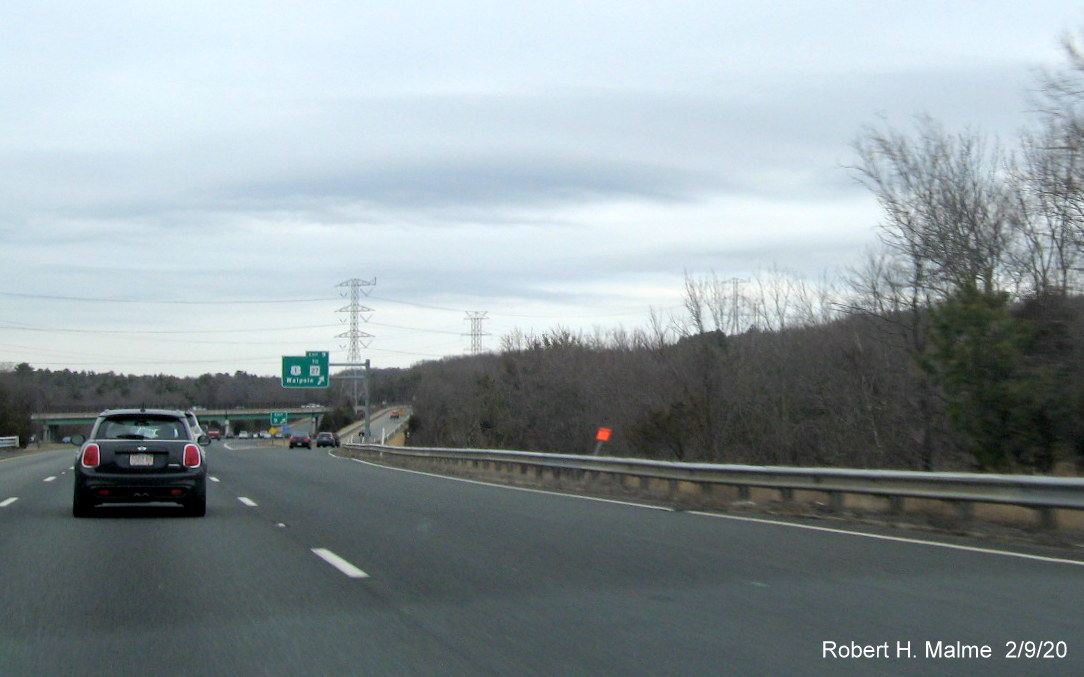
left=339, top=443, right=1084, bottom=532
left=337, top=408, right=411, bottom=445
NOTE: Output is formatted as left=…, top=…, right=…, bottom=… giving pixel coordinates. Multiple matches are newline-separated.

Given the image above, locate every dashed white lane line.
left=0, top=498, right=17, bottom=507
left=210, top=477, right=221, bottom=482
left=311, top=548, right=370, bottom=579
left=237, top=497, right=258, bottom=507
left=43, top=476, right=57, bottom=482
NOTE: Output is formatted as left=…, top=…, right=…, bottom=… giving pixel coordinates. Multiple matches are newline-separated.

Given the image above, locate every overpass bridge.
left=31, top=406, right=329, bottom=441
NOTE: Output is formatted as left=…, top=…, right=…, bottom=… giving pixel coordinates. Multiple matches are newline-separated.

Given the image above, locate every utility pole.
left=336, top=278, right=375, bottom=439
left=464, top=311, right=489, bottom=355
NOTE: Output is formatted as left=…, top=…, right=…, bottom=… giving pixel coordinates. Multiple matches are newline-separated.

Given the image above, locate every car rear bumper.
left=75, top=470, right=205, bottom=504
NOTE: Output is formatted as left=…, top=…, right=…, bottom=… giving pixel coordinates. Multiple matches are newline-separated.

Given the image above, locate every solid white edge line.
left=334, top=452, right=1084, bottom=567
left=311, top=548, right=370, bottom=579
left=687, top=511, right=1084, bottom=568
left=339, top=453, right=673, bottom=512
left=237, top=497, right=258, bottom=507
left=0, top=498, right=17, bottom=507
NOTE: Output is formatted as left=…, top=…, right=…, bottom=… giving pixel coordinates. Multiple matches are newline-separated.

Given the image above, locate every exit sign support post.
left=280, top=351, right=373, bottom=440
left=331, top=359, right=372, bottom=440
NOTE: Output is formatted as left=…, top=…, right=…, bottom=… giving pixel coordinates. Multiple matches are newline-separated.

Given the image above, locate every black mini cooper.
left=71, top=408, right=209, bottom=517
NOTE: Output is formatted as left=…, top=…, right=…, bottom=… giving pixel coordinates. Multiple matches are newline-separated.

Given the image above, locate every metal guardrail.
left=341, top=443, right=1084, bottom=529
left=337, top=408, right=410, bottom=445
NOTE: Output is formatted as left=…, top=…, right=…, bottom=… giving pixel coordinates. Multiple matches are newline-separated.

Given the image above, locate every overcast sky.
left=1, top=1, right=1082, bottom=378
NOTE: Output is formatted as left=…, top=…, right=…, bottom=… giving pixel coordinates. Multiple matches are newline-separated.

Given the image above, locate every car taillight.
left=183, top=444, right=202, bottom=468
left=81, top=443, right=100, bottom=468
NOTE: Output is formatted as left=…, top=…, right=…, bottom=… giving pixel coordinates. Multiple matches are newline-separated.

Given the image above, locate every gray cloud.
left=1, top=1, right=1080, bottom=374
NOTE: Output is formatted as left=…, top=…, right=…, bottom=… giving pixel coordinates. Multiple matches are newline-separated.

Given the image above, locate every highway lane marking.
left=210, top=476, right=221, bottom=482
left=341, top=455, right=673, bottom=512
left=0, top=498, right=17, bottom=507
left=687, top=511, right=1084, bottom=568
left=43, top=476, right=57, bottom=482
left=311, top=548, right=370, bottom=579
left=337, top=453, right=1084, bottom=567
left=0, top=454, right=53, bottom=464
left=237, top=497, right=258, bottom=507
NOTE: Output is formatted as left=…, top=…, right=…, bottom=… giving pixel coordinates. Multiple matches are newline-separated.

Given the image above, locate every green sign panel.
left=281, top=351, right=330, bottom=388
left=270, top=411, right=288, bottom=426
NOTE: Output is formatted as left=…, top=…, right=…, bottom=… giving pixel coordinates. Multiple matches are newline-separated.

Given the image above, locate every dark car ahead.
left=315, top=432, right=339, bottom=448
left=289, top=432, right=312, bottom=449
left=71, top=408, right=209, bottom=517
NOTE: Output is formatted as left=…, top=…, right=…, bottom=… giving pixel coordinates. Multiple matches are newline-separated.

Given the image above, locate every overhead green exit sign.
left=281, top=351, right=329, bottom=388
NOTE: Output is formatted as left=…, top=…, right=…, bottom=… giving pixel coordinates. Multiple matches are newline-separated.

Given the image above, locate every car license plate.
left=129, top=453, right=154, bottom=467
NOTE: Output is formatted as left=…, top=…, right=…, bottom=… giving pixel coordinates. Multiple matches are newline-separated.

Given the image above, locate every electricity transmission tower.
left=335, top=278, right=375, bottom=435
left=336, top=278, right=375, bottom=362
left=725, top=277, right=747, bottom=335
left=464, top=311, right=489, bottom=355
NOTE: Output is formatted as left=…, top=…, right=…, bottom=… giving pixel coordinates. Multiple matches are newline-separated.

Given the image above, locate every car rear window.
left=97, top=416, right=188, bottom=440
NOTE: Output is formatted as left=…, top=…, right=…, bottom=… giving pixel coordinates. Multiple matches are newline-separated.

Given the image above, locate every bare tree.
left=1017, top=31, right=1084, bottom=296
left=852, top=116, right=1020, bottom=300
left=1014, top=122, right=1084, bottom=296
left=845, top=118, right=1021, bottom=469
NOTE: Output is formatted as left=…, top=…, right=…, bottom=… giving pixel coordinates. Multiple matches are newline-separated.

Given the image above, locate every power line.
left=368, top=294, right=681, bottom=319
left=0, top=291, right=337, bottom=305
left=2, top=288, right=680, bottom=320
left=0, top=321, right=339, bottom=335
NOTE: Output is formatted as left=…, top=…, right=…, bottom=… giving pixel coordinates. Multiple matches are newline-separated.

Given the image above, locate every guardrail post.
left=699, top=482, right=713, bottom=500
left=954, top=501, right=973, bottom=522
left=828, top=491, right=843, bottom=512
left=1039, top=507, right=1057, bottom=531
left=889, top=496, right=904, bottom=515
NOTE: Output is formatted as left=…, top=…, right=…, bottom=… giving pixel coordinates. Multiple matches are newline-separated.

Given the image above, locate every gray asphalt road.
left=1, top=442, right=1082, bottom=676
